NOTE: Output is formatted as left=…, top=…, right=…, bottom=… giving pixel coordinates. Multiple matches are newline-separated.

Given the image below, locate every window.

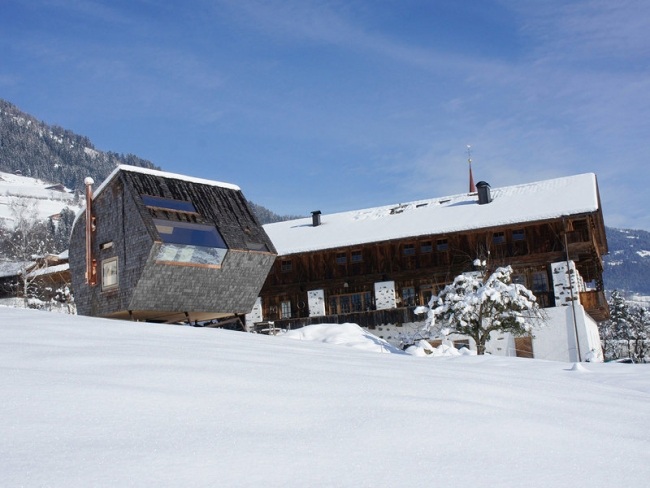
left=532, top=271, right=549, bottom=292
left=102, top=257, right=118, bottom=291
left=142, top=195, right=197, bottom=213
left=281, top=260, right=292, bottom=272
left=281, top=301, right=292, bottom=319
left=420, top=242, right=433, bottom=254
left=454, top=340, right=470, bottom=350
left=419, top=285, right=434, bottom=307
left=493, top=232, right=506, bottom=245
left=512, top=229, right=526, bottom=241
left=329, top=292, right=373, bottom=314
left=403, top=244, right=416, bottom=256
left=512, top=274, right=526, bottom=286
left=143, top=195, right=229, bottom=267
left=336, top=252, right=347, bottom=265
left=402, top=287, right=416, bottom=306
left=351, top=250, right=363, bottom=263
left=436, top=239, right=449, bottom=251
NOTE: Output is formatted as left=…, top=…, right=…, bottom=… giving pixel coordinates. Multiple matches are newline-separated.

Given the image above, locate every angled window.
left=493, top=232, right=506, bottom=245
left=102, top=257, right=118, bottom=291
left=143, top=195, right=229, bottom=267
left=351, top=250, right=363, bottom=263
left=420, top=242, right=433, bottom=254
left=281, top=260, right=293, bottom=272
left=436, top=239, right=449, bottom=252
left=403, top=244, right=416, bottom=256
left=336, top=252, right=347, bottom=265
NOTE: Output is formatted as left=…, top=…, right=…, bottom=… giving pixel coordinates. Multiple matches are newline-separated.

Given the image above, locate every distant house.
left=255, top=173, right=608, bottom=362
left=0, top=251, right=71, bottom=306
left=69, top=165, right=276, bottom=324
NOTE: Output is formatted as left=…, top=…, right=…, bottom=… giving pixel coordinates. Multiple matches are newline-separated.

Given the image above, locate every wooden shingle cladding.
left=259, top=211, right=608, bottom=326
left=69, top=166, right=276, bottom=322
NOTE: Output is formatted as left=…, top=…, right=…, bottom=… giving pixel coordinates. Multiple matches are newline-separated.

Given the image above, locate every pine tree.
left=424, top=265, right=544, bottom=355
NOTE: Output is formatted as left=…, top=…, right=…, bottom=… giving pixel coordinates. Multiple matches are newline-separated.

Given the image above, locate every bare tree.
left=1, top=198, right=55, bottom=305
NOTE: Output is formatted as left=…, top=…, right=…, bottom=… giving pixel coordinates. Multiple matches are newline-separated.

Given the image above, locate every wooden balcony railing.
left=579, top=290, right=610, bottom=321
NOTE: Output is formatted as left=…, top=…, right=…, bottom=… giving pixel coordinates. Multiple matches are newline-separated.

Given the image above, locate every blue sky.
left=2, top=0, right=649, bottom=230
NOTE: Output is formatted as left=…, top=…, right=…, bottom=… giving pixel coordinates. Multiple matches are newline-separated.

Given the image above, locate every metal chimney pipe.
left=311, top=210, right=321, bottom=227
left=84, top=177, right=97, bottom=285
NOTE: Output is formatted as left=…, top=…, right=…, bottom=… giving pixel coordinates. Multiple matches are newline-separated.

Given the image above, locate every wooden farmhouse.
left=254, top=173, right=609, bottom=362
left=69, top=165, right=276, bottom=324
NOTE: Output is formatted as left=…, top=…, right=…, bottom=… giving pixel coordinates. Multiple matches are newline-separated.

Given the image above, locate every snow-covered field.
left=0, top=170, right=80, bottom=227
left=2, top=307, right=649, bottom=487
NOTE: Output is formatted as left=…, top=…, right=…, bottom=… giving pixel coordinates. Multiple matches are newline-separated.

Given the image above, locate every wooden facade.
left=258, top=176, right=609, bottom=333
left=261, top=217, right=607, bottom=326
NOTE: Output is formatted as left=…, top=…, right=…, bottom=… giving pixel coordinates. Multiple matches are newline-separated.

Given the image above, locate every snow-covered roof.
left=26, top=263, right=70, bottom=279
left=264, top=173, right=601, bottom=256
left=0, top=261, right=32, bottom=279
left=93, top=165, right=240, bottom=200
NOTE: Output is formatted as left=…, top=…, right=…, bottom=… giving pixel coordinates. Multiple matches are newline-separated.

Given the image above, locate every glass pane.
left=156, top=244, right=228, bottom=266
left=340, top=296, right=351, bottom=314
left=142, top=195, right=196, bottom=213
left=154, top=219, right=227, bottom=249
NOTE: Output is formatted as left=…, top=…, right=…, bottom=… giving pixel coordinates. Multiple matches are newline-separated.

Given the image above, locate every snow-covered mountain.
left=0, top=170, right=81, bottom=229
left=603, top=226, right=650, bottom=303
left=0, top=98, right=158, bottom=193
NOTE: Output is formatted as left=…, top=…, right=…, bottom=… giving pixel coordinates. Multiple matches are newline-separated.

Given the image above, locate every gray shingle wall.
left=70, top=169, right=277, bottom=319
left=70, top=174, right=154, bottom=316
left=129, top=249, right=276, bottom=314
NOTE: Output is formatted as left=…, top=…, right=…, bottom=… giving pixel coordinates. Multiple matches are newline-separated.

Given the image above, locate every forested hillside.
left=0, top=99, right=297, bottom=224
left=0, top=99, right=157, bottom=192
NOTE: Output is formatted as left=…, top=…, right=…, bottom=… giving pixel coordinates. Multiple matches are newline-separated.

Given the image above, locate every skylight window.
left=154, top=219, right=227, bottom=248
left=142, top=194, right=229, bottom=267
left=142, top=195, right=197, bottom=213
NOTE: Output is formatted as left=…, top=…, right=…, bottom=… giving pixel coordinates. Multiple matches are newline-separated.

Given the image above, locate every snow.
left=0, top=170, right=80, bottom=227
left=281, top=322, right=404, bottom=354
left=636, top=250, right=650, bottom=258
left=92, top=165, right=241, bottom=202
left=2, top=307, right=649, bottom=487
left=265, top=173, right=600, bottom=255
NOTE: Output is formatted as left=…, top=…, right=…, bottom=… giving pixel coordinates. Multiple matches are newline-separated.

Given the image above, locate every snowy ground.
left=0, top=170, right=80, bottom=227
left=2, top=307, right=649, bottom=487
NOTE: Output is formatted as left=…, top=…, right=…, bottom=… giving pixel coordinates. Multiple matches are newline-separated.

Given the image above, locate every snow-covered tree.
left=600, top=291, right=650, bottom=362
left=0, top=199, right=56, bottom=305
left=424, top=265, right=544, bottom=355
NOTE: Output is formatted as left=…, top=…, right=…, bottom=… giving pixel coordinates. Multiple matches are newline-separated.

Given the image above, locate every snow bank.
left=280, top=322, right=404, bottom=354
left=2, top=307, right=650, bottom=487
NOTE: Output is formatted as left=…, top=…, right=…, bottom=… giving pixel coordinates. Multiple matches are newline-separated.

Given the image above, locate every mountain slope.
left=0, top=98, right=296, bottom=224
left=603, top=226, right=650, bottom=298
left=0, top=99, right=157, bottom=192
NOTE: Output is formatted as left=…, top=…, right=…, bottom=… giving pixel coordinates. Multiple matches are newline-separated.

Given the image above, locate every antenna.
left=467, top=145, right=476, bottom=193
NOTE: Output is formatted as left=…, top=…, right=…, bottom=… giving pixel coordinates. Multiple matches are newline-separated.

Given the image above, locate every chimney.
left=84, top=177, right=97, bottom=285
left=311, top=210, right=322, bottom=227
left=476, top=181, right=492, bottom=205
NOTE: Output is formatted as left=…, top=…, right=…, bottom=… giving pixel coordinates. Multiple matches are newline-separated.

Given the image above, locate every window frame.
left=101, top=257, right=119, bottom=291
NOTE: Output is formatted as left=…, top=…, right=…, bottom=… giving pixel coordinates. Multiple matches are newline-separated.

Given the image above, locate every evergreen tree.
left=423, top=265, right=544, bottom=355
